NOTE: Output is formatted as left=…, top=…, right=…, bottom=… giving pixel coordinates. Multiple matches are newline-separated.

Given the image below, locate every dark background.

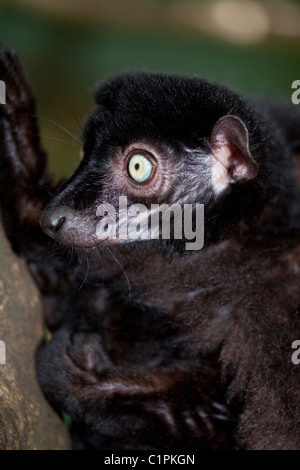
left=1, top=0, right=300, bottom=177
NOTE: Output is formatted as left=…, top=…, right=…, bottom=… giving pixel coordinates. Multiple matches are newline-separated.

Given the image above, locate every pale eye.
left=128, top=153, right=153, bottom=183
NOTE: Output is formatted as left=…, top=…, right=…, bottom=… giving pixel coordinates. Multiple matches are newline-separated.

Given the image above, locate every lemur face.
left=40, top=72, right=258, bottom=249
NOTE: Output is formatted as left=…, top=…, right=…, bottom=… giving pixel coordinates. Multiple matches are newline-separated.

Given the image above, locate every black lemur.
left=1, top=43, right=300, bottom=450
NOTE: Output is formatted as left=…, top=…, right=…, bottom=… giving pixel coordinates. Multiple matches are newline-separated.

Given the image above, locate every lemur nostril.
left=52, top=216, right=66, bottom=232
left=40, top=211, right=66, bottom=238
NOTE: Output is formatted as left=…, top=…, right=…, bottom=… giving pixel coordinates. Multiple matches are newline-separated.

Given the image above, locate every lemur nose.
left=40, top=208, right=66, bottom=238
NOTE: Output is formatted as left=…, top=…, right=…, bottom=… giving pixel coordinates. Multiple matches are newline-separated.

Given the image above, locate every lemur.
left=1, top=43, right=300, bottom=449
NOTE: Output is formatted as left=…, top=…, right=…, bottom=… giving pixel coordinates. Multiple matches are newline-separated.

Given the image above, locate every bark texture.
left=0, top=222, right=71, bottom=450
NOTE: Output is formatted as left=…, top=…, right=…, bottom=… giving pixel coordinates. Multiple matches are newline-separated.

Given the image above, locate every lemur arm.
left=36, top=328, right=234, bottom=450
left=0, top=43, right=53, bottom=256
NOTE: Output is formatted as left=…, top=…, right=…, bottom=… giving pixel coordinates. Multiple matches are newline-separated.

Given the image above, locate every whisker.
left=78, top=254, right=90, bottom=291
left=73, top=250, right=83, bottom=279
left=35, top=114, right=82, bottom=146
left=105, top=246, right=131, bottom=299
left=63, top=91, right=83, bottom=132
left=26, top=77, right=84, bottom=133
left=31, top=133, right=79, bottom=149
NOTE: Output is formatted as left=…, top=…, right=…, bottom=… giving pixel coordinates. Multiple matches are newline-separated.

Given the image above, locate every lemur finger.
left=0, top=43, right=48, bottom=181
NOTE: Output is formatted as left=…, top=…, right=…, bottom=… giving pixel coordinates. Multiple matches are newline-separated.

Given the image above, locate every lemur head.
left=40, top=72, right=291, bottom=251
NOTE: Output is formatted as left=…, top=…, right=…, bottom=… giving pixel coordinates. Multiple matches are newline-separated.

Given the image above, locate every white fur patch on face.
left=211, top=159, right=229, bottom=194
left=211, top=153, right=231, bottom=194
left=210, top=143, right=236, bottom=194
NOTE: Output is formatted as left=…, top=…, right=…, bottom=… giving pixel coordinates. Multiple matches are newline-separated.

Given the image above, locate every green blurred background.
left=0, top=0, right=300, bottom=178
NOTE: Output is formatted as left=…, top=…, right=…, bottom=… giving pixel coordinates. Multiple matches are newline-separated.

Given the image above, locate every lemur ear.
left=208, top=115, right=259, bottom=193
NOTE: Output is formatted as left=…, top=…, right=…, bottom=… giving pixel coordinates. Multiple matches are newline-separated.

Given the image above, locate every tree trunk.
left=0, top=222, right=71, bottom=450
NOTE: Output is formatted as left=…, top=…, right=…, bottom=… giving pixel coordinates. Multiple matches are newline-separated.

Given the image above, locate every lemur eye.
left=128, top=153, right=153, bottom=183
